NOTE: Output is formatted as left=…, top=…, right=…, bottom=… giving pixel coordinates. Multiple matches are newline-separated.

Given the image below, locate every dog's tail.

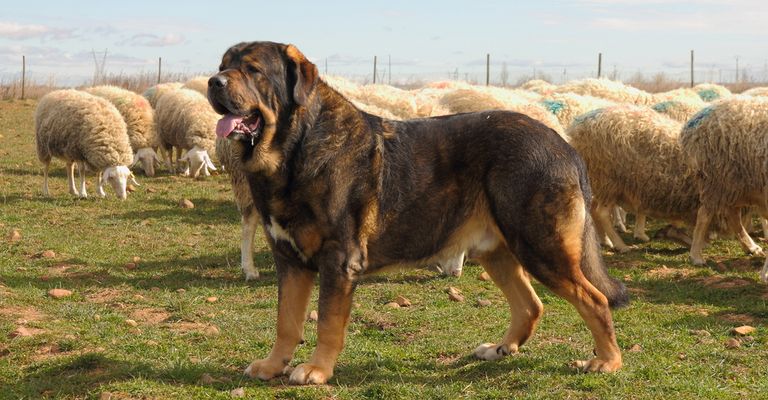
left=576, top=158, right=629, bottom=309
left=580, top=211, right=629, bottom=309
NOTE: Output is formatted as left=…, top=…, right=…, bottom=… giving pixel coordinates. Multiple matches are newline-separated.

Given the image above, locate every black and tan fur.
left=208, top=41, right=629, bottom=385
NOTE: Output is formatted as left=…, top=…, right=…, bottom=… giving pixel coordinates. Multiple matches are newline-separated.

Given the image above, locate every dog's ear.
left=285, top=44, right=318, bottom=105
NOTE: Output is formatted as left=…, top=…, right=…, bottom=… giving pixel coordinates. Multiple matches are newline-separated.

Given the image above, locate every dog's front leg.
left=245, top=262, right=316, bottom=380
left=289, top=243, right=358, bottom=385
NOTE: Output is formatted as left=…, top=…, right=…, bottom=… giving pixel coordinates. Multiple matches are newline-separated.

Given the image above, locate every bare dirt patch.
left=130, top=308, right=171, bottom=325
left=86, top=288, right=126, bottom=304
left=718, top=313, right=757, bottom=325
left=697, top=276, right=752, bottom=289
left=0, top=306, right=45, bottom=325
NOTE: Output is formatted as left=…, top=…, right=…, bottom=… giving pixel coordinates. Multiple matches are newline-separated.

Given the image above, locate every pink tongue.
left=216, top=114, right=244, bottom=138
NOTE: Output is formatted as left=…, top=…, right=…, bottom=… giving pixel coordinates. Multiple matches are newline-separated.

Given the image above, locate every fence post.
left=21, top=55, right=26, bottom=100
left=373, top=56, right=377, bottom=84
left=388, top=54, right=391, bottom=85
left=690, top=50, right=694, bottom=88
left=597, top=53, right=602, bottom=78
left=486, top=53, right=490, bottom=86
left=157, top=57, right=162, bottom=84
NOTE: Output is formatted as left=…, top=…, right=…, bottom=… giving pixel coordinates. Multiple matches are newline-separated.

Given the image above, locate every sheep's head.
left=100, top=165, right=139, bottom=200
left=180, top=145, right=217, bottom=178
left=131, top=147, right=163, bottom=177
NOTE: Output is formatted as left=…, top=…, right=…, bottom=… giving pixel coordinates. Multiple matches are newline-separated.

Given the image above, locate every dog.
left=207, top=41, right=628, bottom=385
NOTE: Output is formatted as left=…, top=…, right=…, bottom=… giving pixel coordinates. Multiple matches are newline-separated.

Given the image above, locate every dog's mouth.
left=216, top=110, right=263, bottom=140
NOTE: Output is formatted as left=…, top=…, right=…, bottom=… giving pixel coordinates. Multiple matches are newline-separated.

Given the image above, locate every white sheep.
left=742, top=87, right=768, bottom=97
left=540, top=93, right=615, bottom=129
left=84, top=85, right=162, bottom=176
left=520, top=79, right=557, bottom=94
left=651, top=99, right=705, bottom=122
left=680, top=96, right=768, bottom=267
left=555, top=78, right=655, bottom=105
left=692, top=83, right=732, bottom=102
left=568, top=105, right=699, bottom=251
left=142, top=82, right=184, bottom=108
left=182, top=76, right=210, bottom=96
left=35, top=90, right=137, bottom=199
left=155, top=88, right=218, bottom=178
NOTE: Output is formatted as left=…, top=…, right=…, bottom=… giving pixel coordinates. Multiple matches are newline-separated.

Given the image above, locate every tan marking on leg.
left=289, top=278, right=354, bottom=385
left=475, top=247, right=543, bottom=360
left=690, top=205, right=714, bottom=265
left=294, top=224, right=323, bottom=261
left=245, top=268, right=315, bottom=380
left=552, top=276, right=622, bottom=373
left=241, top=211, right=260, bottom=280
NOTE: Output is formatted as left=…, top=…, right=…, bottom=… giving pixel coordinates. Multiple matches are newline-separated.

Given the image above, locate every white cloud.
left=117, top=33, right=185, bottom=47
left=0, top=21, right=75, bottom=40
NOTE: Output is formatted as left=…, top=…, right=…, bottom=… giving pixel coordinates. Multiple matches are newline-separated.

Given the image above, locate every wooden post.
left=21, top=55, right=26, bottom=100
left=486, top=53, right=490, bottom=86
left=373, top=56, right=377, bottom=84
left=388, top=54, right=391, bottom=85
left=597, top=53, right=602, bottom=78
left=157, top=57, right=162, bottom=84
left=690, top=50, right=694, bottom=88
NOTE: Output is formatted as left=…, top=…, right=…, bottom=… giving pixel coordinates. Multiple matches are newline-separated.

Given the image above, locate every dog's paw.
left=243, top=359, right=290, bottom=380
left=473, top=342, right=517, bottom=361
left=288, top=363, right=331, bottom=385
left=571, top=357, right=622, bottom=373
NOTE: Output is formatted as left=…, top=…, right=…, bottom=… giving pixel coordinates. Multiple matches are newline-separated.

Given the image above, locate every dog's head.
left=208, top=41, right=318, bottom=145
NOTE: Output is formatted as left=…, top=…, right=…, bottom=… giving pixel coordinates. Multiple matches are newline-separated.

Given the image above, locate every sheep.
left=742, top=86, right=768, bottom=97
left=567, top=105, right=700, bottom=251
left=540, top=92, right=615, bottom=129
left=652, top=87, right=704, bottom=104
left=555, top=78, right=655, bottom=105
left=439, top=88, right=566, bottom=138
left=35, top=90, right=137, bottom=199
left=83, top=85, right=162, bottom=176
left=680, top=96, right=768, bottom=266
left=182, top=75, right=210, bottom=96
left=692, top=83, right=732, bottom=102
left=143, top=82, right=183, bottom=108
left=651, top=99, right=705, bottom=123
left=520, top=79, right=557, bottom=94
left=155, top=88, right=218, bottom=178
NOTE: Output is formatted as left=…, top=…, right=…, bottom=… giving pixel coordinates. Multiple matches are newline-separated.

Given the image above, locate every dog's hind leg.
left=474, top=247, right=543, bottom=360
left=245, top=266, right=315, bottom=380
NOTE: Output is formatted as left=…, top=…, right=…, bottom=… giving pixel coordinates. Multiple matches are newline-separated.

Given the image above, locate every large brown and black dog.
left=208, top=41, right=628, bottom=385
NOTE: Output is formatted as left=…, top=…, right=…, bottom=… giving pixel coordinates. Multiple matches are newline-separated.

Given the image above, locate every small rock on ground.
left=307, top=310, right=318, bottom=321
left=48, top=288, right=73, bottom=299
left=179, top=199, right=195, bottom=209
left=395, top=295, right=411, bottom=307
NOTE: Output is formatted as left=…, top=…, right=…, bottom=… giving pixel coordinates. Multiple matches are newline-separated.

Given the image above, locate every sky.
left=1, top=0, right=766, bottom=86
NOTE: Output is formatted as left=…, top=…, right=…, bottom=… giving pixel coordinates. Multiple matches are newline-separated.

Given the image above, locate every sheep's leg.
left=761, top=218, right=768, bottom=239
left=725, top=207, right=764, bottom=257
left=594, top=204, right=630, bottom=252
left=633, top=213, right=650, bottom=242
left=77, top=161, right=88, bottom=198
left=241, top=210, right=260, bottom=281
left=162, top=146, right=173, bottom=172
left=175, top=147, right=183, bottom=174
left=97, top=171, right=107, bottom=197
left=761, top=257, right=768, bottom=283
left=66, top=161, right=78, bottom=196
left=613, top=206, right=628, bottom=233
left=690, top=205, right=714, bottom=265
left=42, top=162, right=50, bottom=197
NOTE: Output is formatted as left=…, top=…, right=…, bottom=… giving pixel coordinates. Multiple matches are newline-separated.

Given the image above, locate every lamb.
left=692, top=83, right=731, bottom=102
left=182, top=76, right=210, bottom=96
left=555, top=78, right=655, bottom=105
left=143, top=82, right=183, bottom=108
left=679, top=96, right=768, bottom=267
left=651, top=98, right=705, bottom=122
left=35, top=90, right=137, bottom=199
left=567, top=105, right=700, bottom=251
left=155, top=88, right=218, bottom=177
left=83, top=85, right=162, bottom=176
left=540, top=92, right=615, bottom=129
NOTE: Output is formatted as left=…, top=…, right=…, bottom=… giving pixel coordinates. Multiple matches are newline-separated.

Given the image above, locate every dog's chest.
left=265, top=216, right=311, bottom=262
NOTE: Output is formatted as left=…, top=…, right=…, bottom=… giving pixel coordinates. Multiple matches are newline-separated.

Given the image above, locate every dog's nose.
left=209, top=75, right=227, bottom=88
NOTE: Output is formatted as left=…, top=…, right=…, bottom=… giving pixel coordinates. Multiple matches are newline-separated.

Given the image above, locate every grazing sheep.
left=651, top=98, right=706, bottom=122
left=439, top=89, right=565, bottom=138
left=155, top=88, right=218, bottom=177
left=354, top=84, right=418, bottom=119
left=555, top=78, right=655, bottom=105
left=35, top=90, right=137, bottom=199
left=83, top=85, right=162, bottom=176
left=182, top=76, right=210, bottom=96
left=540, top=93, right=615, bottom=129
left=680, top=96, right=768, bottom=266
left=652, top=88, right=704, bottom=104
left=568, top=105, right=699, bottom=251
left=692, top=83, right=731, bottom=102
left=143, top=82, right=184, bottom=108
left=742, top=86, right=768, bottom=97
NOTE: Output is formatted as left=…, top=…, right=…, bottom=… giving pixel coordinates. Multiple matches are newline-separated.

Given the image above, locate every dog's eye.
left=246, top=65, right=261, bottom=75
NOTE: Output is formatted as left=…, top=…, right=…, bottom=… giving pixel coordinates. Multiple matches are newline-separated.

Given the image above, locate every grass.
left=1, top=99, right=768, bottom=399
